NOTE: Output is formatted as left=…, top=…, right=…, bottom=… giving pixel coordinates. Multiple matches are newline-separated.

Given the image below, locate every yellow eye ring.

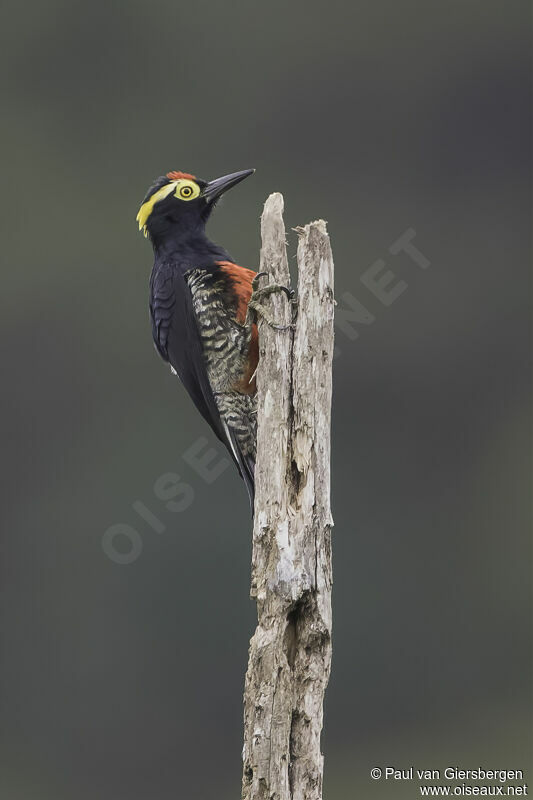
left=175, top=180, right=200, bottom=201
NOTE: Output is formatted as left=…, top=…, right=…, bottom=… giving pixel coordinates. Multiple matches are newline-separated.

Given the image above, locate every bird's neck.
left=152, top=223, right=229, bottom=264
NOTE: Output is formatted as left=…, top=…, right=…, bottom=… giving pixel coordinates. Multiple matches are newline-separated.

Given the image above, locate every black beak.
left=203, top=169, right=255, bottom=202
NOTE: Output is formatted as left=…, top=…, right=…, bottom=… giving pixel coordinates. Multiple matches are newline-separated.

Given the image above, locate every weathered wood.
left=242, top=193, right=334, bottom=800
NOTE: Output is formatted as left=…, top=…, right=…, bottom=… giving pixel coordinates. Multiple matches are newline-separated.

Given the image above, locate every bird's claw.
left=252, top=272, right=297, bottom=303
left=252, top=271, right=268, bottom=291
left=247, top=272, right=297, bottom=330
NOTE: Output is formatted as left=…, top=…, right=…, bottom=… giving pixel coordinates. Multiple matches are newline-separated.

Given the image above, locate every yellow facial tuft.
left=136, top=179, right=201, bottom=237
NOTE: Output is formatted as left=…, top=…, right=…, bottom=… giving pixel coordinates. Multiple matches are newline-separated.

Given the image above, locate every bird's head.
left=136, top=168, right=255, bottom=244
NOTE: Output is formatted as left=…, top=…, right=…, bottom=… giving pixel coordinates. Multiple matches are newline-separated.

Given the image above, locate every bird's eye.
left=175, top=180, right=200, bottom=201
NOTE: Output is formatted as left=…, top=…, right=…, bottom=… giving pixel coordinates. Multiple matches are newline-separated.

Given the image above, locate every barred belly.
left=186, top=268, right=257, bottom=459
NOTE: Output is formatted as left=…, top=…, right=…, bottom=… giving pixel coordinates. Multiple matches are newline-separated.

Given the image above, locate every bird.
left=136, top=168, right=290, bottom=509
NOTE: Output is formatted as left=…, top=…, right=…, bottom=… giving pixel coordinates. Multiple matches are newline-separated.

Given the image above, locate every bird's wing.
left=150, top=264, right=255, bottom=505
left=150, top=264, right=225, bottom=441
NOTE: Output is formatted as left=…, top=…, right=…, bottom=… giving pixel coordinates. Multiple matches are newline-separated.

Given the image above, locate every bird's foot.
left=247, top=272, right=297, bottom=330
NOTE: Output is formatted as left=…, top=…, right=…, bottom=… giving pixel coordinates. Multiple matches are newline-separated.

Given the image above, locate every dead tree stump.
left=242, top=193, right=335, bottom=800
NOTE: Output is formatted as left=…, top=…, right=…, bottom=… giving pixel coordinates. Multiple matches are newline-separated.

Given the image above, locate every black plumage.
left=137, top=169, right=258, bottom=506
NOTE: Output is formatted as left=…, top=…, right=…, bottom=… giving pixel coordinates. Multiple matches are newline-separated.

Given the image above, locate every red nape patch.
left=166, top=170, right=196, bottom=181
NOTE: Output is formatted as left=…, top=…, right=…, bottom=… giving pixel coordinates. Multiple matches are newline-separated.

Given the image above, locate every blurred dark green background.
left=1, top=1, right=531, bottom=798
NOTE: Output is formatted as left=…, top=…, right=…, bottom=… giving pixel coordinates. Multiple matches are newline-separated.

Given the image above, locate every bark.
left=242, top=193, right=334, bottom=800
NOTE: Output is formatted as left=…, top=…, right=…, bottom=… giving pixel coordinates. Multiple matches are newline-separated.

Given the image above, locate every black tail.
left=224, top=424, right=255, bottom=513
left=241, top=453, right=255, bottom=513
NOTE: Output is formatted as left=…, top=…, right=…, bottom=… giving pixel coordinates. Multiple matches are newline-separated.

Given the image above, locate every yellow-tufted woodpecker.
left=136, top=168, right=291, bottom=507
